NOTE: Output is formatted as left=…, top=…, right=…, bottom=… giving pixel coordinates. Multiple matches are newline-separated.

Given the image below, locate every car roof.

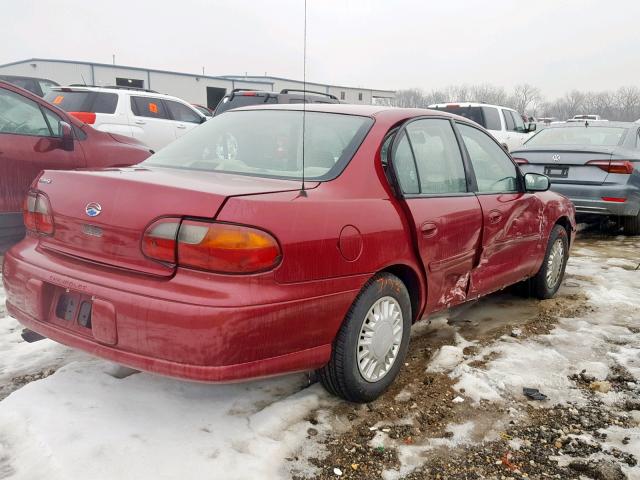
left=0, top=74, right=59, bottom=83
left=428, top=102, right=514, bottom=110
left=50, top=85, right=184, bottom=101
left=230, top=103, right=466, bottom=123
left=543, top=121, right=636, bottom=129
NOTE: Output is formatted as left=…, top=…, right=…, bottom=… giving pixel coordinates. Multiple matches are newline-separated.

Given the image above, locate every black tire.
left=529, top=224, right=569, bottom=299
left=622, top=212, right=640, bottom=235
left=318, top=272, right=412, bottom=403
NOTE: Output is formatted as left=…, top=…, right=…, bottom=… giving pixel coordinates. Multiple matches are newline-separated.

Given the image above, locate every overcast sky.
left=3, top=0, right=640, bottom=99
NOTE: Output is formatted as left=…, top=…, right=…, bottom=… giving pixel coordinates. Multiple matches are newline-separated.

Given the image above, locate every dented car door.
left=455, top=122, right=544, bottom=296
left=390, top=118, right=482, bottom=311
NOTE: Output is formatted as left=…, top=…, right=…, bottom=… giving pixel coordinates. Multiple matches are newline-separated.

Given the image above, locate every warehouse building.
left=0, top=58, right=395, bottom=109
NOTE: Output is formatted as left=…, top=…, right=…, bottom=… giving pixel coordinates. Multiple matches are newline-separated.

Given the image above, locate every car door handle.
left=134, top=120, right=146, bottom=125
left=420, top=222, right=438, bottom=238
left=176, top=124, right=186, bottom=129
left=488, top=211, right=503, bottom=224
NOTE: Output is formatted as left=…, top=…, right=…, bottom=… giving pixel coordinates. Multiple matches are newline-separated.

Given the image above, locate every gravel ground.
left=1, top=230, right=639, bottom=480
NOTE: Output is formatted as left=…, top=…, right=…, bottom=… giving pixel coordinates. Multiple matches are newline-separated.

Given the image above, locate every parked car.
left=0, top=81, right=152, bottom=250
left=44, top=86, right=207, bottom=151
left=512, top=121, right=640, bottom=234
left=213, top=88, right=339, bottom=116
left=428, top=102, right=537, bottom=151
left=3, top=104, right=575, bottom=402
left=569, top=114, right=605, bottom=122
left=0, top=74, right=59, bottom=97
left=192, top=104, right=213, bottom=117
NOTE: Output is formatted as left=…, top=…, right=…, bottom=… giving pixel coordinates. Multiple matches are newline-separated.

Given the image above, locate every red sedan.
left=2, top=104, right=575, bottom=402
left=0, top=81, right=152, bottom=250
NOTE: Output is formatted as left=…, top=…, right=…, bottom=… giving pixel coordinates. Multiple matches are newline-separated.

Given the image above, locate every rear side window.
left=165, top=100, right=202, bottom=123
left=131, top=96, right=170, bottom=119
left=405, top=119, right=467, bottom=194
left=44, top=91, right=118, bottom=114
left=482, top=107, right=501, bottom=130
left=392, top=132, right=420, bottom=194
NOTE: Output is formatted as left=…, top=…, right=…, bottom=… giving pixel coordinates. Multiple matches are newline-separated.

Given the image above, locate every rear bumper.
left=2, top=239, right=367, bottom=382
left=550, top=183, right=640, bottom=217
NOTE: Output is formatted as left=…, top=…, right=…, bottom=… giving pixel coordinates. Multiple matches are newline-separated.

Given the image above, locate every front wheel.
left=529, top=224, right=569, bottom=299
left=318, top=273, right=412, bottom=403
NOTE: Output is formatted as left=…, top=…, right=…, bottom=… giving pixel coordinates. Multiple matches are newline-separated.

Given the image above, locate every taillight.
left=23, top=191, right=54, bottom=235
left=587, top=160, right=635, bottom=174
left=142, top=218, right=180, bottom=264
left=513, top=157, right=529, bottom=165
left=142, top=218, right=281, bottom=274
left=68, top=111, right=96, bottom=124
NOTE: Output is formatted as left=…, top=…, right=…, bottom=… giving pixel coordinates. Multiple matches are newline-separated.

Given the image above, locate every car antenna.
left=300, top=0, right=308, bottom=196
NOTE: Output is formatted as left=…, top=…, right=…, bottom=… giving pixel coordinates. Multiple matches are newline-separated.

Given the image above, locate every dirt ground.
left=291, top=230, right=640, bottom=480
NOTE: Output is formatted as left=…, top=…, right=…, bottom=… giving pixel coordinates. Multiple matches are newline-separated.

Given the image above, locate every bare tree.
left=509, top=84, right=542, bottom=115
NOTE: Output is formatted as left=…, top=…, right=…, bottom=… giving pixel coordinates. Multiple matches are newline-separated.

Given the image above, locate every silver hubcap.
left=546, top=238, right=565, bottom=289
left=357, top=296, right=403, bottom=383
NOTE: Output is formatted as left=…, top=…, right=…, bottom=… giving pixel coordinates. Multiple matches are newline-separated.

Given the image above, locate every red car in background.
left=3, top=104, right=575, bottom=402
left=0, top=81, right=152, bottom=250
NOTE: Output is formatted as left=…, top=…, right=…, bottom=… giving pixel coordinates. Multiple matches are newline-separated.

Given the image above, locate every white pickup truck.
left=428, top=102, right=536, bottom=152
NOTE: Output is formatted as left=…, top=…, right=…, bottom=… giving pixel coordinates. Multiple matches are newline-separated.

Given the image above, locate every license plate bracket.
left=544, top=166, right=569, bottom=178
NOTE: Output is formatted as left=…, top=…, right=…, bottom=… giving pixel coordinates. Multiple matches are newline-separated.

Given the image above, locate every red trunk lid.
left=36, top=166, right=306, bottom=276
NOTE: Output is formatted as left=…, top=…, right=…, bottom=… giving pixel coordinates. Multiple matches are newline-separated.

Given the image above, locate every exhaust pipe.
left=21, top=329, right=46, bottom=343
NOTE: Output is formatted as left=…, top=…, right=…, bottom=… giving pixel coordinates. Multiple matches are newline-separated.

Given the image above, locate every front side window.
left=42, top=108, right=63, bottom=137
left=165, top=100, right=202, bottom=123
left=511, top=111, right=526, bottom=132
left=503, top=109, right=515, bottom=131
left=131, top=96, right=170, bottom=119
left=405, top=119, right=467, bottom=194
left=0, top=88, right=51, bottom=136
left=457, top=123, right=518, bottom=193
left=144, top=110, right=373, bottom=181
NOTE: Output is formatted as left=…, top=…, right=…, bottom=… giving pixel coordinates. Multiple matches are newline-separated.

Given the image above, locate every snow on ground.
left=1, top=235, right=639, bottom=479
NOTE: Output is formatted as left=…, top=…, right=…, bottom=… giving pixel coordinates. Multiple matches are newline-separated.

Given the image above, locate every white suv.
left=428, top=102, right=536, bottom=151
left=44, top=86, right=206, bottom=151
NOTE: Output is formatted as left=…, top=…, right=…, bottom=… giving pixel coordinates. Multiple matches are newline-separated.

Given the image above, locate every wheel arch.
left=378, top=263, right=425, bottom=323
left=554, top=215, right=573, bottom=246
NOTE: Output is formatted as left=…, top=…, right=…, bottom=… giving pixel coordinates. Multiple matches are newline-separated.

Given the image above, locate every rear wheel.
left=529, top=225, right=569, bottom=299
left=622, top=212, right=640, bottom=235
left=318, top=273, right=412, bottom=403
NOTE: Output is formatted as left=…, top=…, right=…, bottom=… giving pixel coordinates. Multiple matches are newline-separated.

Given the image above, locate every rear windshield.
left=429, top=106, right=501, bottom=130
left=214, top=94, right=278, bottom=116
left=44, top=91, right=118, bottom=114
left=526, top=126, right=627, bottom=146
left=144, top=110, right=373, bottom=181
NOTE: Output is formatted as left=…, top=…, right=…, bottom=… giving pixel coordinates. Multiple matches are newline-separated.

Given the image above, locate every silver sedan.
left=512, top=121, right=640, bottom=234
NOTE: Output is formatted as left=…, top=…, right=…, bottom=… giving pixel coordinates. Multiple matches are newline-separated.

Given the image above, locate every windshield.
left=525, top=126, right=627, bottom=147
left=144, top=109, right=373, bottom=180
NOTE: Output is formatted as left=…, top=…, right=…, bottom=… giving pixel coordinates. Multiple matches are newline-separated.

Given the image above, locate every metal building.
left=0, top=58, right=395, bottom=109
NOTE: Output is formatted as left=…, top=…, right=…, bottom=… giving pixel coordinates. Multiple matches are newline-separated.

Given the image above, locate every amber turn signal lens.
left=178, top=221, right=281, bottom=274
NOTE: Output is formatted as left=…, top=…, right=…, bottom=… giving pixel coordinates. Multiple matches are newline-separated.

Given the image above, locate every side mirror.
left=527, top=123, right=537, bottom=132
left=60, top=121, right=74, bottom=151
left=524, top=172, right=550, bottom=192
left=200, top=116, right=208, bottom=124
